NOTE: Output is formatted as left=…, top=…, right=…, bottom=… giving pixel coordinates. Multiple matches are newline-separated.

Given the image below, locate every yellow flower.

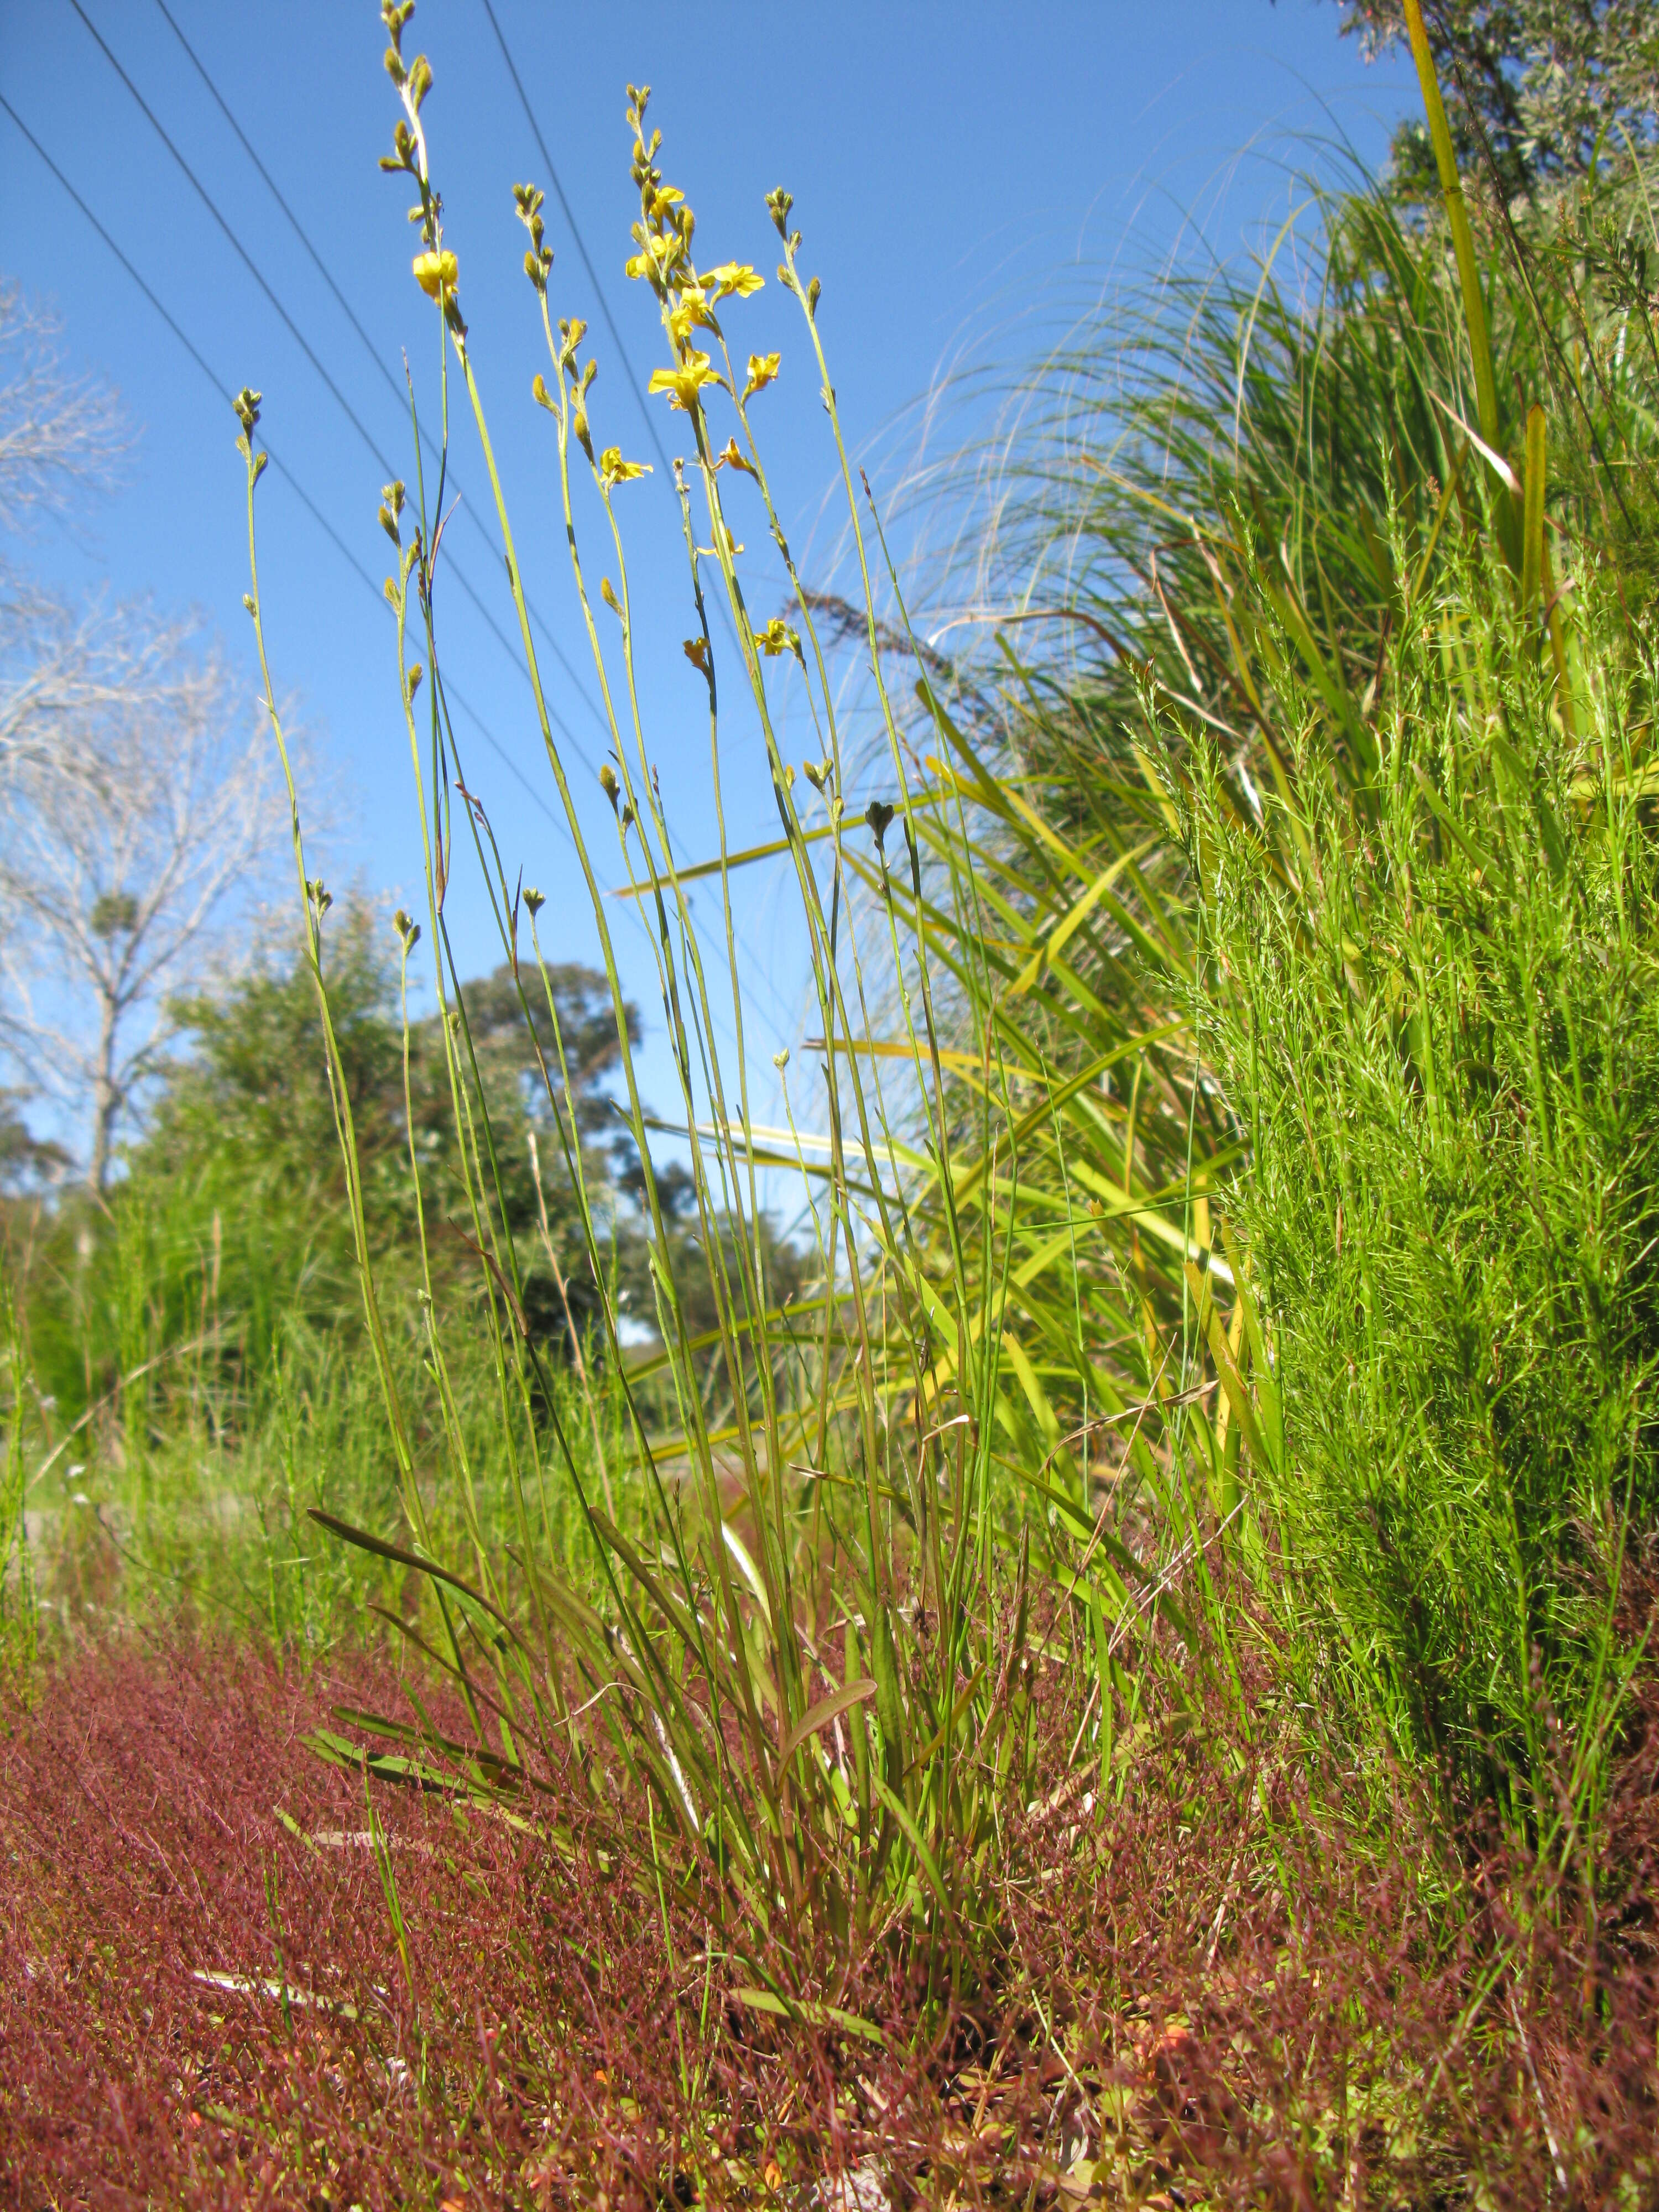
left=666, top=293, right=716, bottom=350
left=411, top=249, right=459, bottom=304
left=684, top=636, right=711, bottom=674
left=744, top=351, right=781, bottom=399
left=599, top=447, right=652, bottom=486
left=706, top=262, right=763, bottom=300
left=625, top=231, right=685, bottom=285
left=647, top=352, right=720, bottom=412
left=754, top=615, right=800, bottom=659
left=714, top=435, right=757, bottom=478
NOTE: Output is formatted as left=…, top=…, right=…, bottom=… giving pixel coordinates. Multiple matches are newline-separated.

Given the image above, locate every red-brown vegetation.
left=3, top=1629, right=1656, bottom=2206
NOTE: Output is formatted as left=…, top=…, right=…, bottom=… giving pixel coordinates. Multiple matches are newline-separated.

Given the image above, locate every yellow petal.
left=647, top=352, right=719, bottom=411
left=666, top=301, right=712, bottom=349
left=599, top=446, right=652, bottom=485
left=412, top=249, right=459, bottom=302
left=743, top=351, right=781, bottom=399
left=707, top=262, right=764, bottom=300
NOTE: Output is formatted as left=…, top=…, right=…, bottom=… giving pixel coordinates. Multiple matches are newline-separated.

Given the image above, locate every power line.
left=0, top=87, right=571, bottom=853
left=11, top=27, right=794, bottom=1050
left=147, top=0, right=612, bottom=754
left=473, top=0, right=816, bottom=1042
left=150, top=0, right=411, bottom=425
left=65, top=0, right=605, bottom=775
left=474, top=0, right=746, bottom=670
left=66, top=1, right=396, bottom=488
left=477, top=0, right=677, bottom=486
left=70, top=0, right=595, bottom=764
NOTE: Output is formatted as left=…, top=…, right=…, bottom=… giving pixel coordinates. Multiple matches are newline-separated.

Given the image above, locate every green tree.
left=1332, top=0, right=1659, bottom=194
left=135, top=901, right=641, bottom=1371
left=3, top=901, right=641, bottom=1416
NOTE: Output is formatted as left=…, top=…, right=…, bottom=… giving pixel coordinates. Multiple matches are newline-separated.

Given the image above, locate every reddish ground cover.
left=2, top=1637, right=697, bottom=2207
left=2, top=1634, right=1656, bottom=2207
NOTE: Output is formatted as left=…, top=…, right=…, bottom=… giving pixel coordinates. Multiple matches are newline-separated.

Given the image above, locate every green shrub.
left=1190, top=541, right=1659, bottom=1827
left=904, top=6, right=1659, bottom=1848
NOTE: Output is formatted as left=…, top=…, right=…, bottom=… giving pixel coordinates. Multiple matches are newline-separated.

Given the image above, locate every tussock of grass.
left=5, top=3, right=1659, bottom=2193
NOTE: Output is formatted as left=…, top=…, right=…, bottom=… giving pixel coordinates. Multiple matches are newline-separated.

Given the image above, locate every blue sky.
left=1, top=0, right=1413, bottom=1140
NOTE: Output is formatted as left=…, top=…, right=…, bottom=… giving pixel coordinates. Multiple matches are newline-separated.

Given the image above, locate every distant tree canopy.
left=8, top=899, right=807, bottom=1411
left=1332, top=0, right=1659, bottom=197
left=0, top=287, right=288, bottom=1193
left=122, top=899, right=642, bottom=1366
left=0, top=1092, right=70, bottom=1195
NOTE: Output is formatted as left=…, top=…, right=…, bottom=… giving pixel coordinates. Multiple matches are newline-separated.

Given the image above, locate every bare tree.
left=0, top=603, right=285, bottom=1189
left=0, top=281, right=127, bottom=535
left=0, top=285, right=289, bottom=1190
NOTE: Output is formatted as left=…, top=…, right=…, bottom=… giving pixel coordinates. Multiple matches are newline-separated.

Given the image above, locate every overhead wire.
left=65, top=0, right=606, bottom=775
left=146, top=0, right=610, bottom=753
left=0, top=86, right=571, bottom=851
left=475, top=0, right=747, bottom=661
left=11, top=21, right=801, bottom=1060
left=474, top=0, right=799, bottom=1043
left=476, top=0, right=676, bottom=483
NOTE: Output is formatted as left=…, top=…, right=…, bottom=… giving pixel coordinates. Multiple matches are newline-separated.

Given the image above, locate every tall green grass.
left=12, top=1288, right=619, bottom=1655
left=10, top=0, right=1655, bottom=2016
left=906, top=0, right=1659, bottom=1844
left=215, top=0, right=1659, bottom=1997
left=236, top=12, right=1165, bottom=2001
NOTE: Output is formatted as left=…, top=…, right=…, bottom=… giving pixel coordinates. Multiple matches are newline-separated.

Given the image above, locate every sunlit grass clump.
left=8, top=19, right=1659, bottom=2189
left=236, top=4, right=1161, bottom=2006
left=196, top=0, right=1659, bottom=2021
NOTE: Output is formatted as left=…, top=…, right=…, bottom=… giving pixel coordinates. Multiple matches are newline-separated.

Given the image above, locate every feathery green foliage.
left=1191, top=539, right=1658, bottom=1828
left=914, top=0, right=1659, bottom=1843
